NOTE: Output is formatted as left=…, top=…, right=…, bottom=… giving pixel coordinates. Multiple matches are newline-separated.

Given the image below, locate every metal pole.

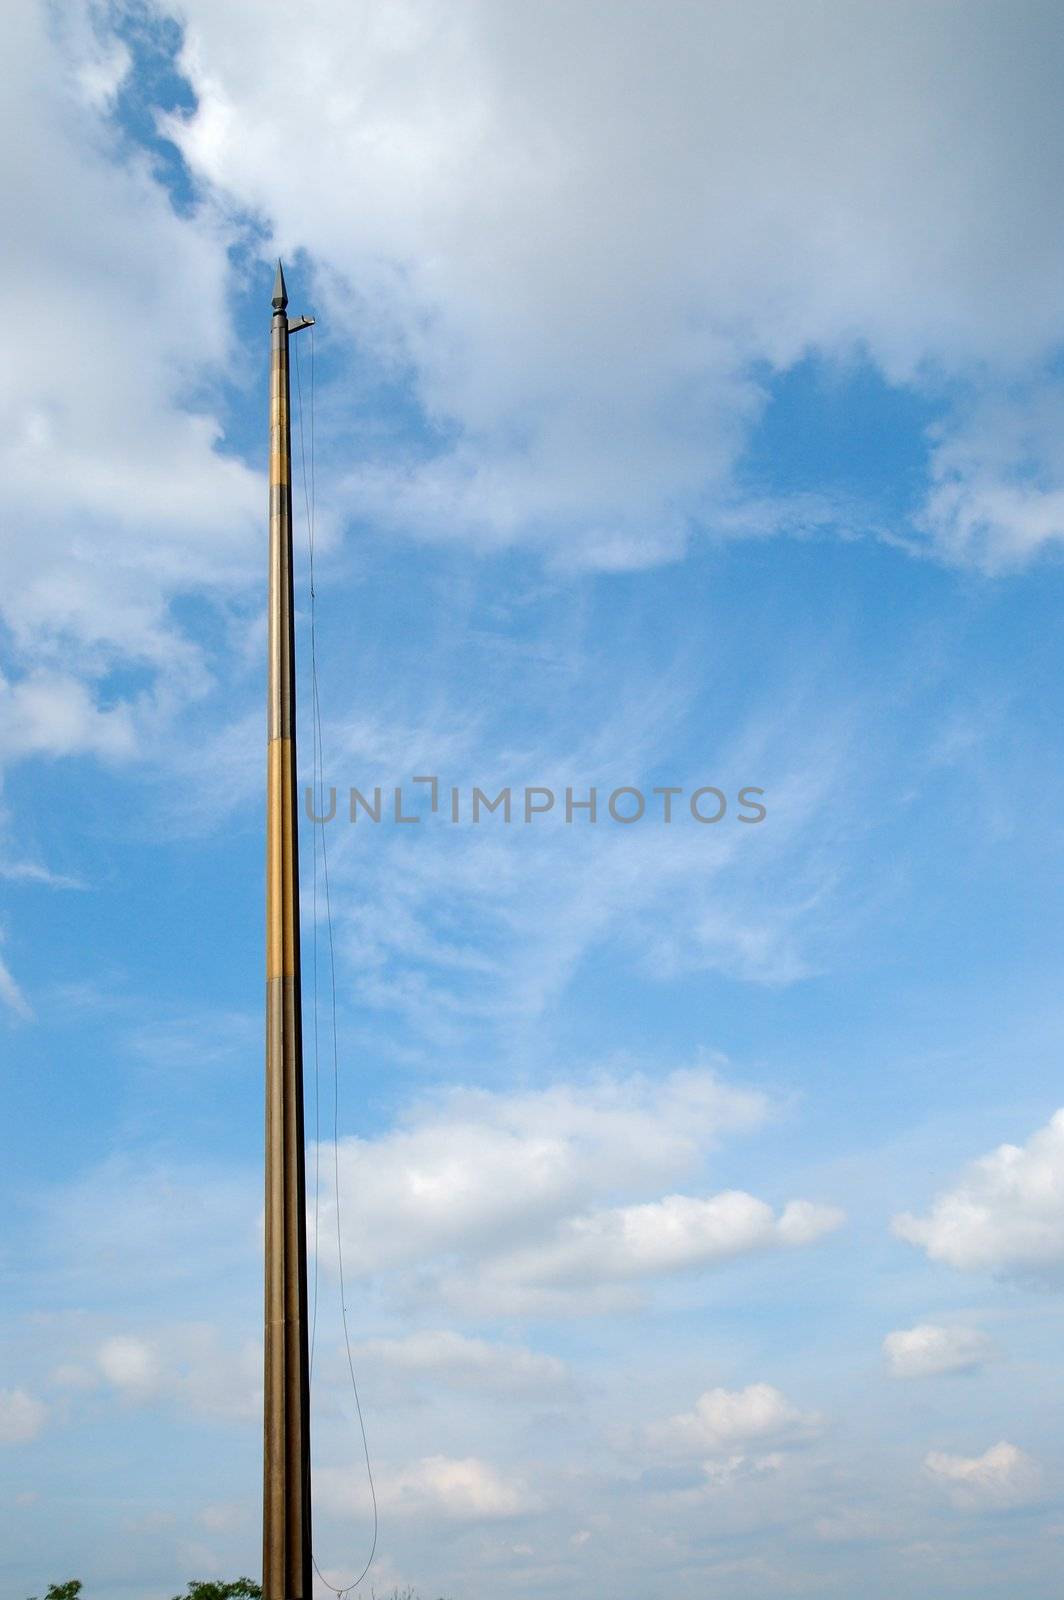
left=264, top=259, right=314, bottom=1600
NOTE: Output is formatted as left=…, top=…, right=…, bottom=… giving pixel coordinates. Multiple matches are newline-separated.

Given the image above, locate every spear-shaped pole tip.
left=272, top=259, right=288, bottom=312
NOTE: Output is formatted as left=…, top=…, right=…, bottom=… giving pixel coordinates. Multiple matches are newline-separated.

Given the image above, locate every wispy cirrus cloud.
left=352, top=1330, right=571, bottom=1399
left=0, top=859, right=86, bottom=890
left=0, top=935, right=33, bottom=1021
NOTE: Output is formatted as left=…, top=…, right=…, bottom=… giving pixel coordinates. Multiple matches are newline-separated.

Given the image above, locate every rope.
left=295, top=325, right=379, bottom=1595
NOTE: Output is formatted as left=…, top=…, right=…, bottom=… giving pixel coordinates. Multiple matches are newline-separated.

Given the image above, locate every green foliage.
left=171, top=1584, right=262, bottom=1600
left=27, top=1583, right=263, bottom=1600
left=26, top=1581, right=452, bottom=1600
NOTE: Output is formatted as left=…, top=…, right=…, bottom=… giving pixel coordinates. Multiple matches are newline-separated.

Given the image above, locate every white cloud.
left=894, top=1109, right=1064, bottom=1276
left=648, top=1383, right=819, bottom=1458
left=161, top=0, right=1064, bottom=569
left=0, top=860, right=86, bottom=889
left=355, top=1330, right=569, bottom=1396
left=917, top=388, right=1064, bottom=572
left=924, top=1441, right=1041, bottom=1511
left=0, top=939, right=33, bottom=1021
left=313, top=1065, right=843, bottom=1312
left=0, top=2, right=259, bottom=761
left=5, top=0, right=1064, bottom=851
left=323, top=1064, right=767, bottom=1269
left=496, top=1192, right=842, bottom=1291
left=884, top=1324, right=996, bottom=1379
left=95, top=1326, right=261, bottom=1421
left=74, top=35, right=131, bottom=110
left=0, top=1388, right=47, bottom=1444
left=0, top=672, right=136, bottom=762
left=97, top=1335, right=162, bottom=1396
left=318, top=1453, right=534, bottom=1521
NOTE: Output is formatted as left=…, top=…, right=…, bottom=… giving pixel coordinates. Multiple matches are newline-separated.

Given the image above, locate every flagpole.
left=264, top=259, right=314, bottom=1600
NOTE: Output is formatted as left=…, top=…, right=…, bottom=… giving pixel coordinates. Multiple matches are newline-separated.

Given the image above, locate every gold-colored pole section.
left=264, top=259, right=314, bottom=1600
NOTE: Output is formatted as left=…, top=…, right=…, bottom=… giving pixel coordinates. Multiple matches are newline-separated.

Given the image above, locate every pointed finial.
left=272, top=259, right=288, bottom=312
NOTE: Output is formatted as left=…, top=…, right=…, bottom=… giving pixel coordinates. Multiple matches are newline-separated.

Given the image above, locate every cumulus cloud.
left=884, top=1324, right=996, bottom=1379
left=495, top=1192, right=842, bottom=1291
left=0, top=671, right=136, bottom=762
left=0, top=1388, right=48, bottom=1444
left=647, top=1383, right=819, bottom=1459
left=924, top=1441, right=1042, bottom=1511
left=318, top=1453, right=534, bottom=1521
left=323, top=1064, right=767, bottom=1268
left=1, top=2, right=259, bottom=759
left=6, top=0, right=1064, bottom=826
left=314, top=1065, right=843, bottom=1312
left=97, top=1335, right=163, bottom=1397
left=893, top=1109, right=1064, bottom=1277
left=160, top=0, right=1064, bottom=570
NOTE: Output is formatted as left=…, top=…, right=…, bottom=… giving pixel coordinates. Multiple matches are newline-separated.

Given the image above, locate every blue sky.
left=5, top=2, right=1064, bottom=1596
